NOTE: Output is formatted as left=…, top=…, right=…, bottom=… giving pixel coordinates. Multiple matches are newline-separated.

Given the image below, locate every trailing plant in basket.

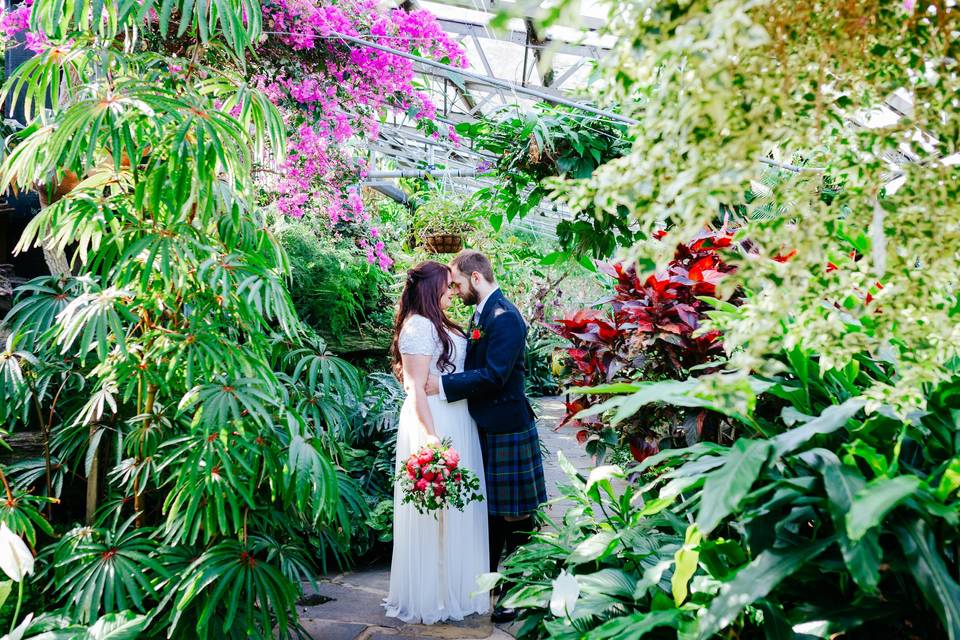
left=457, top=104, right=635, bottom=258
left=410, top=191, right=482, bottom=246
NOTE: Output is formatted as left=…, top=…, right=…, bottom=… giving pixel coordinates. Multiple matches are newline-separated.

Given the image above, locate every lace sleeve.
left=398, top=315, right=438, bottom=356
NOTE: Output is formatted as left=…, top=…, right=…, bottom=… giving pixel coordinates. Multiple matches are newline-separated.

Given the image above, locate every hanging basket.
left=36, top=170, right=81, bottom=208
left=424, top=233, right=463, bottom=254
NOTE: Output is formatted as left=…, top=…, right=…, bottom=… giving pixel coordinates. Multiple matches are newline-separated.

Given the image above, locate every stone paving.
left=299, top=396, right=592, bottom=640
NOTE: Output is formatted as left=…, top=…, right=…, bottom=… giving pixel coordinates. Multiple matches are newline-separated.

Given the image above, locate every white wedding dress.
left=384, top=314, right=490, bottom=624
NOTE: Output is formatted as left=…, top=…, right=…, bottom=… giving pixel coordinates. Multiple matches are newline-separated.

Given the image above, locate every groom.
left=425, top=250, right=548, bottom=624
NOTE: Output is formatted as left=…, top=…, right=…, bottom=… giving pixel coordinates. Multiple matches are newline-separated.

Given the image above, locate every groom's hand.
left=424, top=374, right=440, bottom=396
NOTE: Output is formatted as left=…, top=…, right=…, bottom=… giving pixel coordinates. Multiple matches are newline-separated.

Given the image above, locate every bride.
left=383, top=260, right=490, bottom=624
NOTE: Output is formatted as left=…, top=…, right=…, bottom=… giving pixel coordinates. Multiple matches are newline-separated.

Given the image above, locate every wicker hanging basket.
left=424, top=233, right=463, bottom=254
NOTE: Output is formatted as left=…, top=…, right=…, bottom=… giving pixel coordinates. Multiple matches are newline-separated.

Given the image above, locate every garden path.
left=298, top=396, right=592, bottom=640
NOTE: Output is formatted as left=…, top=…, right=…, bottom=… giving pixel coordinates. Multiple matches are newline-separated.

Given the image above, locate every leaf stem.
left=9, top=577, right=24, bottom=634
left=134, top=383, right=158, bottom=527
left=0, top=467, right=13, bottom=504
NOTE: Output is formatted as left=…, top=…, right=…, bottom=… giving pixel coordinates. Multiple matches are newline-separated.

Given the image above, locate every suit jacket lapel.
left=476, top=289, right=503, bottom=331
left=466, top=316, right=476, bottom=354
left=467, top=289, right=501, bottom=355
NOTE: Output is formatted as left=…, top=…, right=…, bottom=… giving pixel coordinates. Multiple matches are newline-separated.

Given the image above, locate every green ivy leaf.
left=697, top=539, right=832, bottom=639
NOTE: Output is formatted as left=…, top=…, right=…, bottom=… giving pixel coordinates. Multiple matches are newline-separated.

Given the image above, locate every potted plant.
left=411, top=192, right=481, bottom=253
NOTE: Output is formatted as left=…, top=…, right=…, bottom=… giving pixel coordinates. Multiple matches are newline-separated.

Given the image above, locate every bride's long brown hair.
left=391, top=261, right=465, bottom=380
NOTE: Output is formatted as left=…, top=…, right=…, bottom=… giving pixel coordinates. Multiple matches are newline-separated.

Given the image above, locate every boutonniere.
left=469, top=327, right=484, bottom=342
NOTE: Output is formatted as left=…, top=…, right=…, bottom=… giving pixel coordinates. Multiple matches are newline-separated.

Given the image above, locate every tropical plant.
left=549, top=231, right=741, bottom=460
left=547, top=0, right=960, bottom=411
left=495, top=348, right=960, bottom=639
left=277, top=216, right=395, bottom=343
left=524, top=328, right=564, bottom=398
left=0, top=0, right=388, bottom=635
left=456, top=103, right=636, bottom=258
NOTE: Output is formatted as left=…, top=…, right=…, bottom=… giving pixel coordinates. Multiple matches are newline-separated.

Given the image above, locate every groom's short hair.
left=451, top=250, right=494, bottom=283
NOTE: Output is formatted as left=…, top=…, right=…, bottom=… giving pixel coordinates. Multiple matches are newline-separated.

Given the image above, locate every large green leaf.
left=84, top=611, right=149, bottom=640
left=0, top=580, right=12, bottom=610
left=697, top=539, right=832, bottom=639
left=820, top=454, right=881, bottom=591
left=894, top=519, right=960, bottom=640
left=672, top=524, right=702, bottom=605
left=575, top=568, right=638, bottom=599
left=696, top=439, right=772, bottom=535
left=770, top=398, right=865, bottom=458
left=287, top=435, right=339, bottom=524
left=583, top=609, right=685, bottom=640
left=567, top=530, right=619, bottom=565
left=846, top=475, right=921, bottom=541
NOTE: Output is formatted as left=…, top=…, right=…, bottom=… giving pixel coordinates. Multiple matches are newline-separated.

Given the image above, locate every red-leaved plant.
left=548, top=230, right=742, bottom=461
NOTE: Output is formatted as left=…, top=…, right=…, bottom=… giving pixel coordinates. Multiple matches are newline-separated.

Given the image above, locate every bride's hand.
left=424, top=433, right=441, bottom=447
left=424, top=375, right=440, bottom=396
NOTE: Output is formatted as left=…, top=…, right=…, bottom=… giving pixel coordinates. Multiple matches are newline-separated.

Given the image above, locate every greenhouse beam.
left=365, top=169, right=480, bottom=179
left=321, top=31, right=639, bottom=126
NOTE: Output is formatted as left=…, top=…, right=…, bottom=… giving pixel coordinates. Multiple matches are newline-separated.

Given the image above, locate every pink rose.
left=406, top=460, right=420, bottom=478
left=443, top=450, right=459, bottom=470
left=417, top=449, right=434, bottom=465
left=423, top=470, right=436, bottom=482
left=414, top=479, right=428, bottom=492
left=432, top=483, right=445, bottom=497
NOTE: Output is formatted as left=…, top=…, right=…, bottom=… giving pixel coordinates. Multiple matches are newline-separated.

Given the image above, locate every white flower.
left=0, top=523, right=34, bottom=582
left=549, top=570, right=580, bottom=618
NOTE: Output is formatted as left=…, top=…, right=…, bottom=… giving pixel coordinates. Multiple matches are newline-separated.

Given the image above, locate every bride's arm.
left=402, top=354, right=441, bottom=445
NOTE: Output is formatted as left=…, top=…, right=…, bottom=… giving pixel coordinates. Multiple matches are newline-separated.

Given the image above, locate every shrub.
left=496, top=350, right=960, bottom=639
left=550, top=231, right=742, bottom=460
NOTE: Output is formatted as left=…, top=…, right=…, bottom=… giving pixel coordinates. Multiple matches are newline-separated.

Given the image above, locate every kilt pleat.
left=480, top=423, right=548, bottom=517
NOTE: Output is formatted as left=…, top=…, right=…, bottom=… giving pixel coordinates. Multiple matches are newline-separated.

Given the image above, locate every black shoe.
left=491, top=606, right=517, bottom=624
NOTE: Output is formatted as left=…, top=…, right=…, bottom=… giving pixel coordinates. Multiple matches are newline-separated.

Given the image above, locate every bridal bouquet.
left=397, top=440, right=484, bottom=514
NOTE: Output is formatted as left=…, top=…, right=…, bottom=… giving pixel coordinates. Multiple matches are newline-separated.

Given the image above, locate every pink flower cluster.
left=0, top=0, right=465, bottom=271
left=361, top=227, right=392, bottom=270
left=396, top=440, right=482, bottom=514
left=0, top=0, right=38, bottom=49
left=0, top=1, right=29, bottom=37
left=256, top=0, right=466, bottom=269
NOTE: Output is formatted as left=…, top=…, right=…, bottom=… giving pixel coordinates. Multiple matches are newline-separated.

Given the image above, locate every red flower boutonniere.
left=469, top=327, right=483, bottom=342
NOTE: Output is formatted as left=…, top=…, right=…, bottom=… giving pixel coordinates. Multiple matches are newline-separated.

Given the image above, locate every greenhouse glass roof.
left=361, top=0, right=618, bottom=236
left=364, top=1, right=959, bottom=237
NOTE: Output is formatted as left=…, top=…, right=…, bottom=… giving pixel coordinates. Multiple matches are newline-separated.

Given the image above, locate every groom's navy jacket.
left=441, top=289, right=535, bottom=434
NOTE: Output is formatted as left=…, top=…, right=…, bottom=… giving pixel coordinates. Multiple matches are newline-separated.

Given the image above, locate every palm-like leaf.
left=50, top=518, right=166, bottom=622
left=56, top=286, right=135, bottom=359
left=29, top=0, right=262, bottom=58
left=178, top=376, right=282, bottom=429
left=0, top=332, right=38, bottom=424
left=286, top=435, right=339, bottom=525
left=168, top=539, right=298, bottom=639
left=0, top=489, right=56, bottom=546
left=6, top=454, right=68, bottom=498
left=158, top=432, right=259, bottom=543
left=5, top=276, right=86, bottom=350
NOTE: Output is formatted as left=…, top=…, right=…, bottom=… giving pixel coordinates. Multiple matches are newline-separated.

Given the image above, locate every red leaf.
left=629, top=436, right=659, bottom=463
left=772, top=248, right=797, bottom=263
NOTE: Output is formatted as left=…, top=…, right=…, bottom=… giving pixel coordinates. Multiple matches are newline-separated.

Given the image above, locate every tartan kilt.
left=480, top=423, right=548, bottom=517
